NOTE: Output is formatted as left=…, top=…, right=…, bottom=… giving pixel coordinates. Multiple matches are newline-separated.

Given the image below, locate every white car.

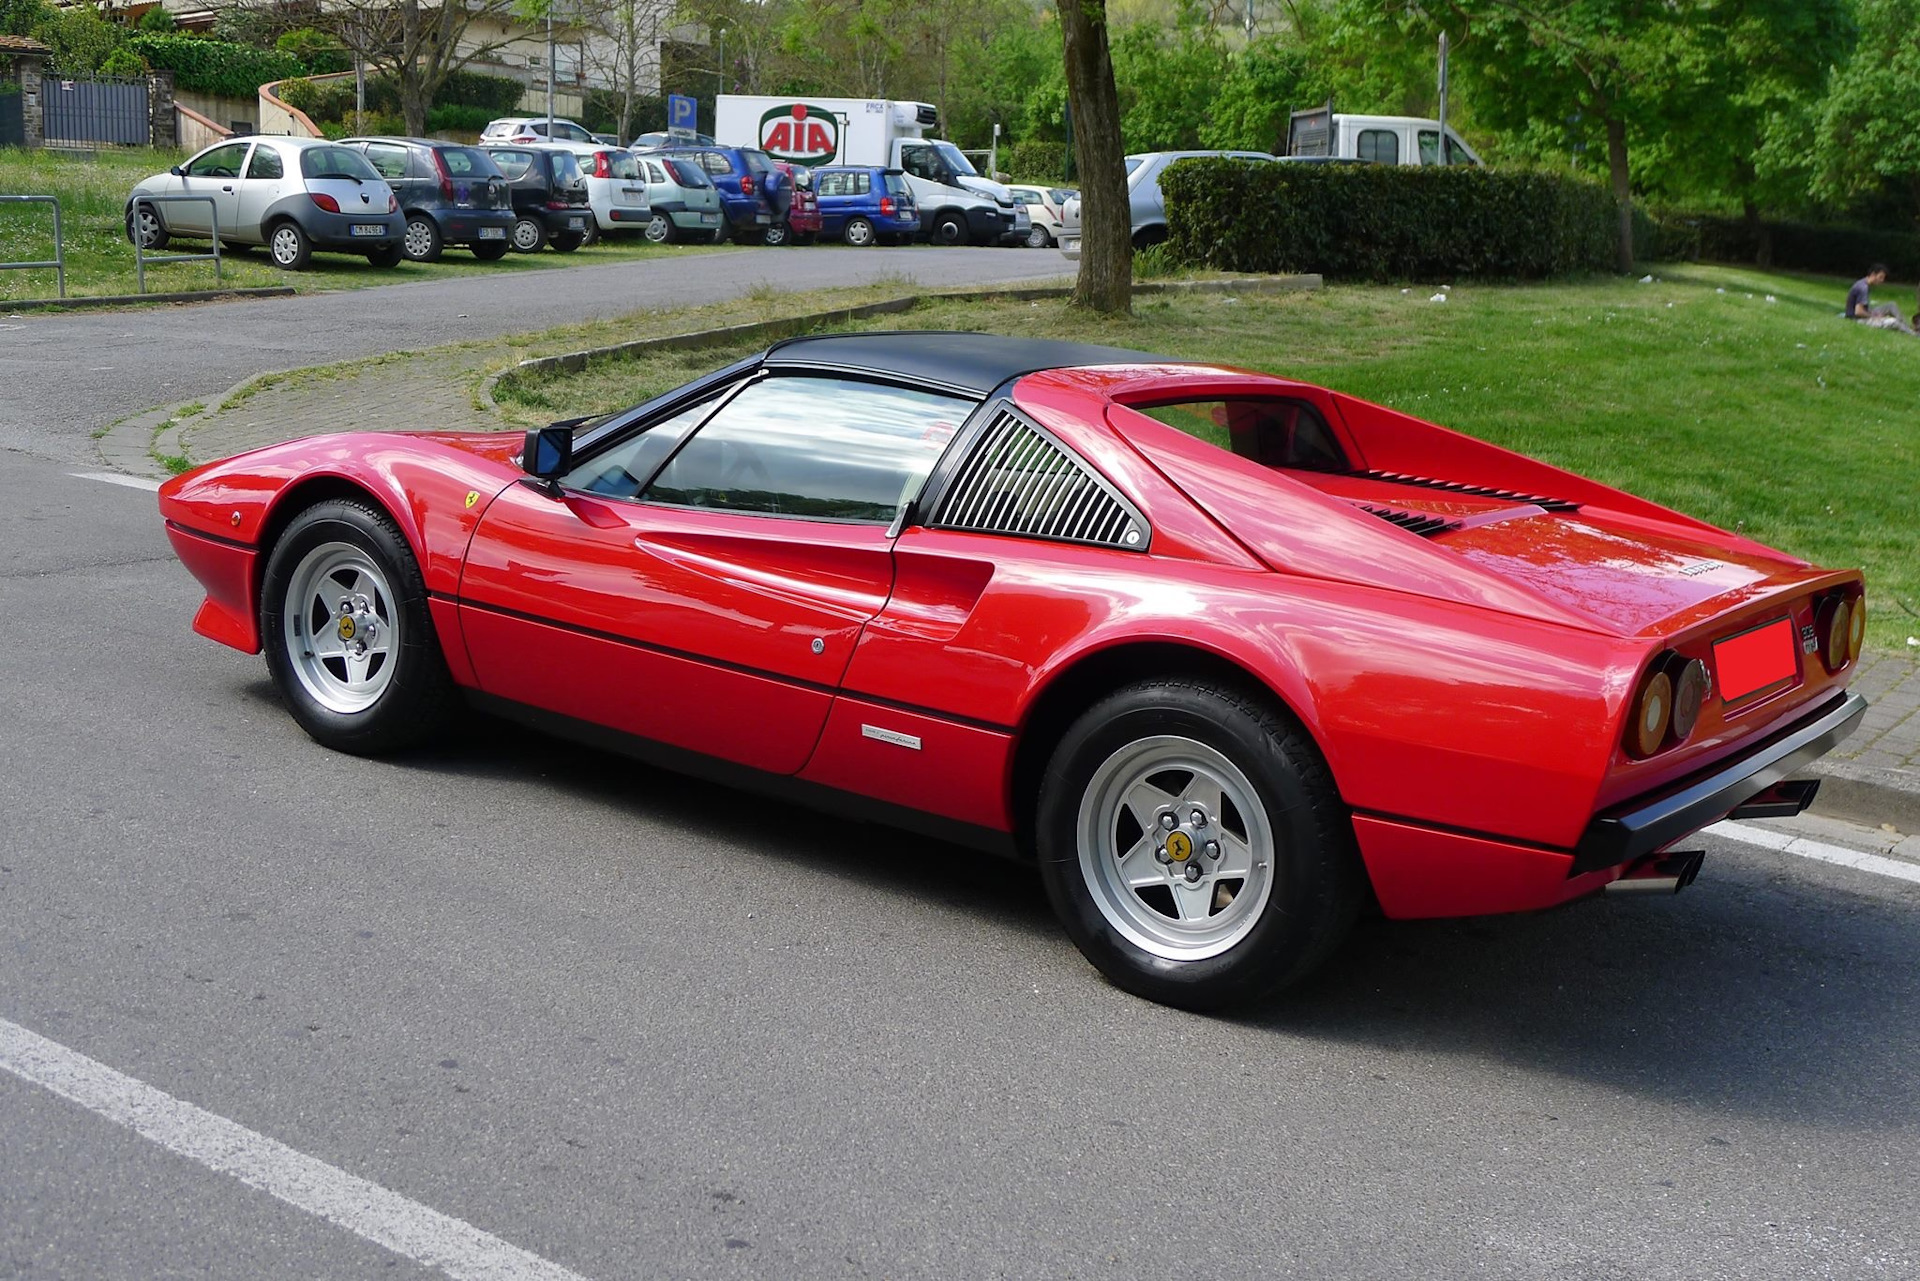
left=1007, top=183, right=1076, bottom=249
left=576, top=145, right=653, bottom=239
left=480, top=117, right=601, bottom=158
left=126, top=136, right=405, bottom=270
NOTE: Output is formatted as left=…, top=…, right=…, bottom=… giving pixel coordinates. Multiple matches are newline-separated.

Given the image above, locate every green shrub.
left=276, top=75, right=355, bottom=120
left=1001, top=138, right=1069, bottom=184
left=99, top=45, right=145, bottom=77
left=1162, top=159, right=1615, bottom=280
left=275, top=28, right=349, bottom=76
left=32, top=4, right=125, bottom=75
left=136, top=5, right=173, bottom=32
left=435, top=69, right=524, bottom=114
left=427, top=103, right=495, bottom=135
left=127, top=34, right=305, bottom=99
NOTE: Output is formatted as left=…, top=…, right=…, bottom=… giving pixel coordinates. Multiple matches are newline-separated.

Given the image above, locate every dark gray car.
left=342, top=137, right=515, bottom=262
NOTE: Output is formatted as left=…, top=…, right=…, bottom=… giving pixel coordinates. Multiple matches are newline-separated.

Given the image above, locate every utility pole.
left=1436, top=32, right=1450, bottom=165
left=546, top=6, right=556, bottom=129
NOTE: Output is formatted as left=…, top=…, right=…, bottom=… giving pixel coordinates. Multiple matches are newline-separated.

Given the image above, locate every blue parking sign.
left=668, top=94, right=697, bottom=140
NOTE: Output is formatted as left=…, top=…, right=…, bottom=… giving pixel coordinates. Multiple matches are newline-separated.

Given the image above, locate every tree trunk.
left=1056, top=0, right=1131, bottom=313
left=399, top=70, right=431, bottom=137
left=1605, top=114, right=1632, bottom=273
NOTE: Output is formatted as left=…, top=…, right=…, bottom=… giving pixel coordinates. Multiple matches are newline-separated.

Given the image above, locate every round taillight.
left=1671, top=658, right=1708, bottom=742
left=1631, top=668, right=1673, bottom=758
left=1817, top=596, right=1853, bottom=671
left=1848, top=596, right=1866, bottom=659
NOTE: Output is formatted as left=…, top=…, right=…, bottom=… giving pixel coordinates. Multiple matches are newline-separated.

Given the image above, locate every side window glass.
left=366, top=144, right=410, bottom=180
left=187, top=143, right=248, bottom=178
left=855, top=171, right=871, bottom=194
left=1418, top=130, right=1440, bottom=165
left=1357, top=130, right=1399, bottom=165
left=817, top=172, right=842, bottom=196
left=703, top=152, right=731, bottom=176
left=1136, top=398, right=1348, bottom=473
left=490, top=150, right=534, bottom=179
left=244, top=145, right=283, bottom=180
left=643, top=377, right=970, bottom=522
left=564, top=396, right=719, bottom=499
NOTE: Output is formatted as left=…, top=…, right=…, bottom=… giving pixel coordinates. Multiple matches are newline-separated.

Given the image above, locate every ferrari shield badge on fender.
left=465, top=490, right=480, bottom=509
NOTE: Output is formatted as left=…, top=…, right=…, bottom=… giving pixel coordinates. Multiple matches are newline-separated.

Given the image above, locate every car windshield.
left=666, top=159, right=711, bottom=187
left=299, top=146, right=379, bottom=182
left=1136, top=399, right=1349, bottom=472
left=929, top=141, right=976, bottom=176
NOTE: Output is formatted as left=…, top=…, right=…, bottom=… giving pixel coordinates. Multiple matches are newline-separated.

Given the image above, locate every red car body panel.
left=157, top=343, right=1866, bottom=922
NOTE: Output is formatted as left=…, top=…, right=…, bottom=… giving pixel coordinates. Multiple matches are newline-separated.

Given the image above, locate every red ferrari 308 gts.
left=159, top=332, right=1868, bottom=1009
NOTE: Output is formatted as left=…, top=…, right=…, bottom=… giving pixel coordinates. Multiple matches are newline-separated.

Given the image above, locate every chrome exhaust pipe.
left=1605, top=850, right=1704, bottom=896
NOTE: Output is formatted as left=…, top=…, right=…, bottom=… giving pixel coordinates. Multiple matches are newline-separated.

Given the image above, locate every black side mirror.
left=522, top=425, right=572, bottom=488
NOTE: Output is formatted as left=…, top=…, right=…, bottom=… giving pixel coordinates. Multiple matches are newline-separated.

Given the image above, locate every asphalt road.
left=2, top=457, right=1917, bottom=1279
left=0, top=246, right=1070, bottom=464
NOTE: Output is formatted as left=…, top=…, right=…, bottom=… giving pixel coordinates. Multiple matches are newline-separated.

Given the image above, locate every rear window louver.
left=1357, top=469, right=1580, bottom=512
left=929, top=405, right=1149, bottom=551
left=1358, top=504, right=1462, bottom=537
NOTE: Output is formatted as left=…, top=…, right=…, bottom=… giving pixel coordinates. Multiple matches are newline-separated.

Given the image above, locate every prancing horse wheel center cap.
left=1165, top=831, right=1193, bottom=862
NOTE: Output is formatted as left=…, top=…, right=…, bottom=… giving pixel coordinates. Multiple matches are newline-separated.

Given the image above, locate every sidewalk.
left=106, top=341, right=1920, bottom=835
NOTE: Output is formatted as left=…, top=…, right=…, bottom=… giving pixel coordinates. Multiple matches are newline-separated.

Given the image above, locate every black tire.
left=794, top=231, right=818, bottom=246
left=126, top=201, right=169, bottom=250
left=930, top=210, right=967, bottom=246
left=1036, top=679, right=1363, bottom=1011
left=551, top=231, right=584, bottom=253
left=366, top=243, right=404, bottom=269
left=510, top=216, right=546, bottom=253
left=762, top=219, right=791, bottom=246
left=403, top=214, right=444, bottom=262
left=1132, top=224, right=1168, bottom=252
left=1026, top=225, right=1053, bottom=249
left=843, top=216, right=877, bottom=248
left=259, top=499, right=459, bottom=756
left=268, top=220, right=312, bottom=271
left=643, top=213, right=677, bottom=244
left=471, top=239, right=510, bottom=261
left=581, top=220, right=601, bottom=247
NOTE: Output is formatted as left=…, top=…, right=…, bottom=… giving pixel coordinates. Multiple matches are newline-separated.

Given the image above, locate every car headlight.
left=1630, top=666, right=1674, bottom=758
left=1816, top=595, right=1854, bottom=672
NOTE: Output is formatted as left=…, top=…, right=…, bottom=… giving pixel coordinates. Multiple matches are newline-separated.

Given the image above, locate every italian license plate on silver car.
left=478, top=226, right=506, bottom=240
left=349, top=224, right=383, bottom=237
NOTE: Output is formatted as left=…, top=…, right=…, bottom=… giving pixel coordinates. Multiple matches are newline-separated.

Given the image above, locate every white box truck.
left=713, top=96, right=1029, bottom=246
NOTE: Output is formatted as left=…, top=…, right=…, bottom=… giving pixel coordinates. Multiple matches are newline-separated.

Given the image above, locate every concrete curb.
left=1809, top=756, right=1920, bottom=835
left=482, top=274, right=1323, bottom=405
left=9, top=287, right=296, bottom=313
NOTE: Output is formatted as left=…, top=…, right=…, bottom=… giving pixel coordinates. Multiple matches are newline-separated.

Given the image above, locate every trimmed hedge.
left=280, top=69, right=525, bottom=127
left=127, top=34, right=305, bottom=99
left=1001, top=138, right=1070, bottom=184
left=1162, top=159, right=1615, bottom=280
left=1641, top=210, right=1920, bottom=279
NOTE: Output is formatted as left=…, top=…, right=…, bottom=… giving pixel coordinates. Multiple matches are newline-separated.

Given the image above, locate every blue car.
left=812, top=167, right=919, bottom=246
left=651, top=146, right=788, bottom=243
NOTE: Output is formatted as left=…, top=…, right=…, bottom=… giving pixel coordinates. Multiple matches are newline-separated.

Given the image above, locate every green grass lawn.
left=495, top=263, right=1920, bottom=647
left=0, top=146, right=720, bottom=303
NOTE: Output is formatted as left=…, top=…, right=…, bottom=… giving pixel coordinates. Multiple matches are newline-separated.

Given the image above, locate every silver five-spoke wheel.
left=1077, top=735, right=1274, bottom=961
left=282, top=541, right=399, bottom=715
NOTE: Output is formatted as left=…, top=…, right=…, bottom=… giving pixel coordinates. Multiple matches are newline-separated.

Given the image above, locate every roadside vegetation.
left=0, top=148, right=722, bottom=304
left=490, top=264, right=1919, bottom=647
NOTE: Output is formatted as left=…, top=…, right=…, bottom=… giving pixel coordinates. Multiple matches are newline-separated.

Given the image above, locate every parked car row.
left=124, top=134, right=1064, bottom=271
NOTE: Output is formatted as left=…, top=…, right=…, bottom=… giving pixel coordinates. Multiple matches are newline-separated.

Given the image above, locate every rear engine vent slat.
left=1358, top=504, right=1463, bottom=537
left=930, top=404, right=1149, bottom=551
left=1357, top=469, right=1580, bottom=513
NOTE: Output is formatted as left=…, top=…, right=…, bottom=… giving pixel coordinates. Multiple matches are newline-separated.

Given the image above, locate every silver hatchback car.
left=126, top=137, right=406, bottom=270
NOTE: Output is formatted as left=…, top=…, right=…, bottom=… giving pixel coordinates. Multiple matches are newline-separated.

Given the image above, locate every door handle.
left=221, top=185, right=234, bottom=193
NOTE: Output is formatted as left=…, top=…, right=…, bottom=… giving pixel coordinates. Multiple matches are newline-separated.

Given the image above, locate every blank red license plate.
left=1713, top=617, right=1797, bottom=701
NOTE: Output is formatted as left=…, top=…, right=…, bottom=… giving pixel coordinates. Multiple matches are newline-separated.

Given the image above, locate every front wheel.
left=510, top=217, right=546, bottom=253
left=268, top=221, right=312, bottom=270
left=1036, top=680, right=1362, bottom=1011
left=126, top=201, right=169, bottom=250
left=259, top=499, right=458, bottom=755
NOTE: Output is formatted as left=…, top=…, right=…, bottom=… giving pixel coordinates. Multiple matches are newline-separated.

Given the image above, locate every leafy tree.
left=1815, top=0, right=1920, bottom=222
left=1200, top=35, right=1321, bottom=150
left=32, top=3, right=126, bottom=75
left=275, top=27, right=352, bottom=75
left=1109, top=3, right=1229, bottom=151
left=136, top=5, right=175, bottom=33
left=947, top=13, right=1068, bottom=145
left=309, top=0, right=524, bottom=135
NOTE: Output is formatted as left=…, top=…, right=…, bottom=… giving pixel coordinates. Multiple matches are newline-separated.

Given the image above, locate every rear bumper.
left=540, top=207, right=593, bottom=235
left=439, top=210, right=514, bottom=243
left=1571, top=690, right=1868, bottom=873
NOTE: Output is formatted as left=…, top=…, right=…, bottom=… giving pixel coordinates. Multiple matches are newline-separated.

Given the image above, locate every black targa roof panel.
left=763, top=331, right=1185, bottom=397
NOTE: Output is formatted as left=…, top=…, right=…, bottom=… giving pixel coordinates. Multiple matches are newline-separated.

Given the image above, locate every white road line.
left=69, top=472, right=162, bottom=492
left=0, top=1017, right=592, bottom=1281
left=1707, top=820, right=1920, bottom=886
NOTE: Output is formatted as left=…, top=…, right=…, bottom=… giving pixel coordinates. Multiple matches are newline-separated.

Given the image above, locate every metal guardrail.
left=131, top=195, right=222, bottom=294
left=0, top=195, right=66, bottom=299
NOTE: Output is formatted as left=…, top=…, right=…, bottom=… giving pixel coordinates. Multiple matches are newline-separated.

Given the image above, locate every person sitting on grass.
left=1846, top=264, right=1913, bottom=332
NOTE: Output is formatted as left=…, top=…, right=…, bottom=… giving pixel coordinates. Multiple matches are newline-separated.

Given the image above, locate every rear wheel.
left=403, top=215, right=443, bottom=262
left=1036, top=680, right=1362, bottom=1011
left=643, top=213, right=676, bottom=244
left=268, top=221, right=312, bottom=271
left=126, top=201, right=169, bottom=250
left=843, top=216, right=876, bottom=248
left=471, top=239, right=510, bottom=261
left=510, top=216, right=546, bottom=252
left=581, top=220, right=601, bottom=247
left=551, top=231, right=584, bottom=252
left=259, top=499, right=459, bottom=755
left=762, top=219, right=791, bottom=247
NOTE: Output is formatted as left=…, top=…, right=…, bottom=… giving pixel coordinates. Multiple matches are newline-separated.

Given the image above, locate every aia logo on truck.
left=758, top=103, right=838, bottom=166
